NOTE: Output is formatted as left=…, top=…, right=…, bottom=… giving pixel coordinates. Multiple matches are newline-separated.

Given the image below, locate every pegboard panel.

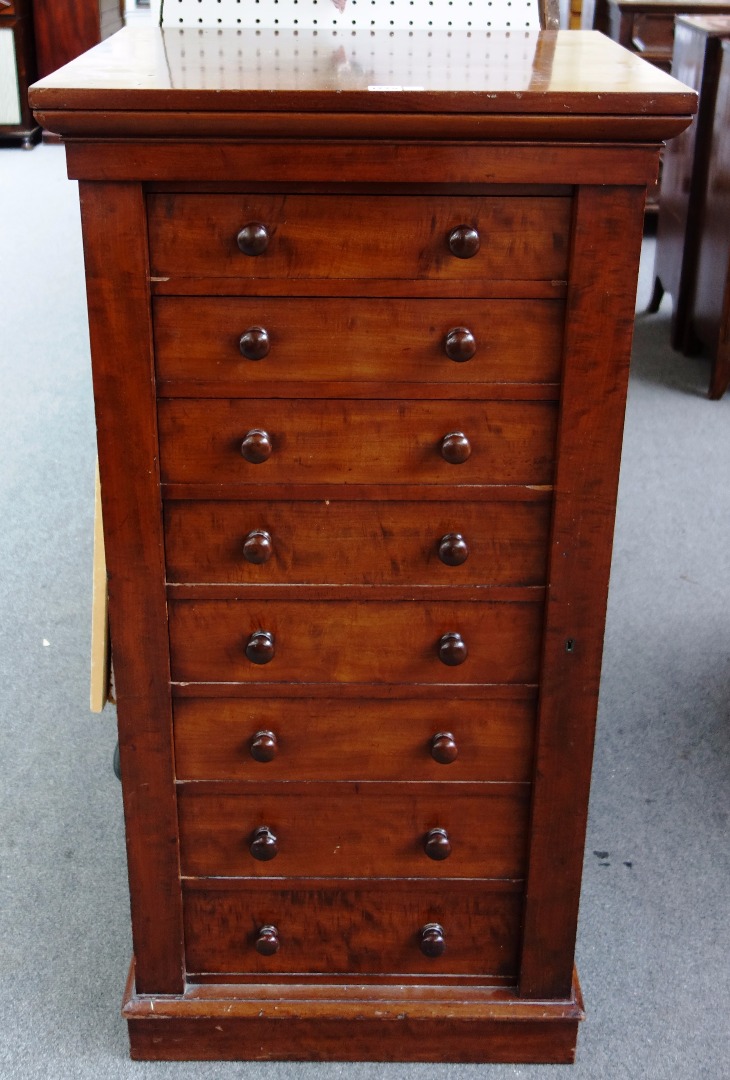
left=157, top=0, right=542, bottom=31
left=158, top=27, right=539, bottom=90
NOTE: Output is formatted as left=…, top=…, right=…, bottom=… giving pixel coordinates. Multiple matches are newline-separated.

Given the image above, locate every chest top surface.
left=29, top=26, right=693, bottom=120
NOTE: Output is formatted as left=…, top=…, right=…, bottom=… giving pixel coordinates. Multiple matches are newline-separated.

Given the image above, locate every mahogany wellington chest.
left=29, top=26, right=694, bottom=1064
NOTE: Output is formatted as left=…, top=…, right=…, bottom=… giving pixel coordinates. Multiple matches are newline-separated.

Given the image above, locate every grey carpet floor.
left=1, top=143, right=728, bottom=1079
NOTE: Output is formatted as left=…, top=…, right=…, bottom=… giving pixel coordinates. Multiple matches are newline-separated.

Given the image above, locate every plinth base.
left=123, top=963, right=584, bottom=1063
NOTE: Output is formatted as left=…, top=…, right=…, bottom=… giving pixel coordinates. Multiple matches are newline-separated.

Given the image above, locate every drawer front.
left=183, top=878, right=523, bottom=977
left=173, top=694, right=537, bottom=783
left=177, top=782, right=530, bottom=879
left=157, top=399, right=558, bottom=487
left=167, top=599, right=544, bottom=684
left=163, top=499, right=552, bottom=587
left=147, top=194, right=571, bottom=282
left=154, top=297, right=565, bottom=391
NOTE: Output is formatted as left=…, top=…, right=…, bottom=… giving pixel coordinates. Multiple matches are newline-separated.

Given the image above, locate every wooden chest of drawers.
left=29, top=26, right=694, bottom=1064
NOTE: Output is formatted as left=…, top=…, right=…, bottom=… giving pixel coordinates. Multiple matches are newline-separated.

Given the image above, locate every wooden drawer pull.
left=236, top=222, right=270, bottom=256
left=440, top=431, right=471, bottom=464
left=430, top=732, right=459, bottom=764
left=438, top=632, right=468, bottom=666
left=250, top=825, right=279, bottom=861
left=444, top=327, right=477, bottom=363
left=239, top=326, right=271, bottom=361
left=250, top=729, right=278, bottom=762
left=424, top=827, right=452, bottom=861
left=254, top=924, right=280, bottom=955
left=419, top=922, right=446, bottom=957
left=245, top=630, right=275, bottom=664
left=438, top=533, right=469, bottom=566
left=240, top=429, right=272, bottom=464
left=243, top=529, right=273, bottom=564
left=447, top=225, right=480, bottom=260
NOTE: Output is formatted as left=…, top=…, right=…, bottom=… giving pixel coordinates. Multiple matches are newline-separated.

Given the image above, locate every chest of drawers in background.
left=29, top=26, right=695, bottom=1064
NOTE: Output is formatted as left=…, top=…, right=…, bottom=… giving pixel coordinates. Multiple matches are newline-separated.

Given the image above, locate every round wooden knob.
left=440, top=432, right=471, bottom=464
left=250, top=825, right=278, bottom=861
left=240, top=429, right=272, bottom=464
left=438, top=533, right=469, bottom=567
left=419, top=922, right=446, bottom=957
left=444, top=327, right=477, bottom=363
left=255, top=925, right=280, bottom=955
left=424, top=827, right=452, bottom=861
left=237, top=222, right=270, bottom=256
left=438, top=632, right=468, bottom=667
left=448, top=225, right=480, bottom=259
left=243, top=529, right=273, bottom=564
left=430, top=732, right=459, bottom=765
left=239, top=326, right=271, bottom=361
left=250, top=730, right=278, bottom=762
left=245, top=630, right=275, bottom=665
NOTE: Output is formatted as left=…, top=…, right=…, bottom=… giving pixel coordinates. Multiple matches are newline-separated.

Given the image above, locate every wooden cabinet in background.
left=31, top=0, right=122, bottom=78
left=650, top=16, right=730, bottom=360
left=0, top=0, right=38, bottom=147
left=692, top=35, right=730, bottom=396
left=28, top=27, right=694, bottom=1064
left=585, top=0, right=730, bottom=50
left=582, top=0, right=730, bottom=211
left=650, top=14, right=730, bottom=396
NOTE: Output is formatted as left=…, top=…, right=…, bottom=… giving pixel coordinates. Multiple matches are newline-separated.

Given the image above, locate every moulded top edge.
left=29, top=27, right=696, bottom=119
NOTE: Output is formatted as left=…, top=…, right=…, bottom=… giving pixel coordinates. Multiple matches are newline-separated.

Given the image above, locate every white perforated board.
left=158, top=0, right=541, bottom=31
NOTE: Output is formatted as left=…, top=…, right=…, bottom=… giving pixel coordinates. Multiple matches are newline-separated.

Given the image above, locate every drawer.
left=163, top=499, right=552, bottom=587
left=167, top=599, right=544, bottom=684
left=153, top=298, right=565, bottom=392
left=183, top=878, right=523, bottom=978
left=157, top=399, right=558, bottom=487
left=173, top=694, right=537, bottom=783
left=178, top=781, right=529, bottom=880
left=147, top=194, right=571, bottom=282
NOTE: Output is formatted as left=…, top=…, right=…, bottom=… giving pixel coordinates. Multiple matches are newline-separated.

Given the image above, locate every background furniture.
left=29, top=24, right=693, bottom=1064
left=0, top=0, right=38, bottom=147
left=31, top=0, right=123, bottom=79
left=584, top=0, right=730, bottom=48
left=691, top=35, right=730, bottom=396
left=650, top=17, right=730, bottom=360
left=582, top=0, right=730, bottom=210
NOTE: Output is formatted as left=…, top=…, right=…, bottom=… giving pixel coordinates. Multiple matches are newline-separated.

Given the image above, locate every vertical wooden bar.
left=79, top=181, right=184, bottom=995
left=520, top=184, right=648, bottom=1000
left=89, top=458, right=109, bottom=712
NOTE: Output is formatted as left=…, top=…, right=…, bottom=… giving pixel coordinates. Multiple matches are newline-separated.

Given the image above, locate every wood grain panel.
left=157, top=398, right=558, bottom=487
left=153, top=297, right=565, bottom=392
left=78, top=182, right=184, bottom=994
left=167, top=598, right=544, bottom=684
left=177, top=781, right=530, bottom=879
left=172, top=694, right=536, bottom=782
left=147, top=194, right=570, bottom=282
left=182, top=878, right=523, bottom=977
left=520, top=185, right=647, bottom=1000
left=163, top=499, right=552, bottom=587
